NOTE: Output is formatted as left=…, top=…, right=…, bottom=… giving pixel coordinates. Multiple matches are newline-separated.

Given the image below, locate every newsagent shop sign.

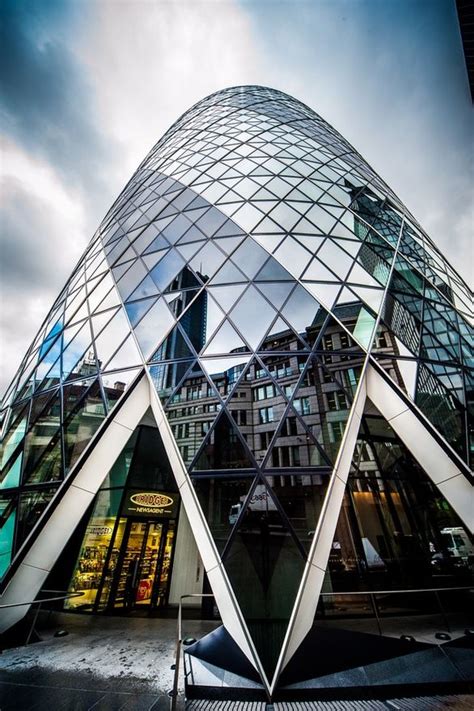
left=123, top=491, right=179, bottom=518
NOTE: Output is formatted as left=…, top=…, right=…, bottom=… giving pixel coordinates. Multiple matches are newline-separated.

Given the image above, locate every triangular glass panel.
left=251, top=233, right=285, bottom=254
left=34, top=352, right=62, bottom=393
left=111, top=260, right=133, bottom=283
left=191, top=409, right=254, bottom=471
left=149, top=359, right=196, bottom=405
left=273, top=237, right=313, bottom=279
left=223, top=478, right=305, bottom=678
left=213, top=235, right=247, bottom=256
left=101, top=369, right=142, bottom=412
left=228, top=285, right=277, bottom=351
left=347, top=261, right=383, bottom=288
left=160, top=213, right=194, bottom=244
left=280, top=284, right=322, bottom=335
left=254, top=281, right=294, bottom=311
left=134, top=298, right=175, bottom=360
left=115, top=259, right=149, bottom=301
left=348, top=305, right=377, bottom=350
left=210, top=259, right=248, bottom=285
left=142, top=248, right=169, bottom=273
left=0, top=404, right=28, bottom=472
left=125, top=296, right=158, bottom=327
left=94, top=310, right=133, bottom=368
left=64, top=380, right=106, bottom=474
left=265, top=471, right=331, bottom=553
left=302, top=257, right=339, bottom=282
left=103, top=334, right=142, bottom=371
left=349, top=285, right=384, bottom=316
left=1, top=451, right=23, bottom=489
left=175, top=239, right=206, bottom=262
left=213, top=219, right=246, bottom=239
left=199, top=353, right=250, bottom=383
left=22, top=392, right=62, bottom=483
left=255, top=256, right=293, bottom=282
left=149, top=249, right=186, bottom=291
left=202, top=318, right=250, bottom=356
left=23, top=431, right=63, bottom=485
left=260, top=315, right=310, bottom=353
left=188, top=241, right=228, bottom=284
left=303, top=281, right=341, bottom=312
left=316, top=238, right=353, bottom=279
left=62, top=321, right=94, bottom=381
left=229, top=238, right=269, bottom=279
left=87, top=273, right=116, bottom=314
left=206, top=284, right=247, bottom=313
left=192, top=475, right=257, bottom=555
left=294, top=233, right=326, bottom=255
left=150, top=323, right=197, bottom=363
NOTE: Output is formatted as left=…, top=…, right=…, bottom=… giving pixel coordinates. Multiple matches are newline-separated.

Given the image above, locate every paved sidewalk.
left=0, top=612, right=472, bottom=710
left=0, top=612, right=217, bottom=710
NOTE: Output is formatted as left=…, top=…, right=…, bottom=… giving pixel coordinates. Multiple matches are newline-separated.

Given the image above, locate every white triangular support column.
left=270, top=368, right=368, bottom=694
left=366, top=364, right=473, bottom=532
left=0, top=373, right=151, bottom=632
left=146, top=369, right=273, bottom=694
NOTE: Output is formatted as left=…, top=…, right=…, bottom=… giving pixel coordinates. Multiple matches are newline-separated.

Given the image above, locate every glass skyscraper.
left=0, top=86, right=472, bottom=694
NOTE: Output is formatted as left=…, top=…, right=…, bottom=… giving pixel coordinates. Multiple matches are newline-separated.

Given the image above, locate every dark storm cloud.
left=0, top=176, right=86, bottom=394
left=0, top=178, right=78, bottom=289
left=0, top=0, right=115, bottom=203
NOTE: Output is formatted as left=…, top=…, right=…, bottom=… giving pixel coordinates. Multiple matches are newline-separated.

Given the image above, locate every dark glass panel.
left=223, top=480, right=305, bottom=678
left=265, top=473, right=330, bottom=551
left=326, top=412, right=474, bottom=593
left=126, top=425, right=177, bottom=491
left=22, top=392, right=62, bottom=483
left=64, top=381, right=106, bottom=474
left=23, top=432, right=62, bottom=485
left=16, top=487, right=57, bottom=551
left=0, top=402, right=29, bottom=473
left=192, top=410, right=253, bottom=471
left=0, top=495, right=16, bottom=578
left=415, top=363, right=467, bottom=461
left=101, top=430, right=138, bottom=489
left=192, top=475, right=256, bottom=553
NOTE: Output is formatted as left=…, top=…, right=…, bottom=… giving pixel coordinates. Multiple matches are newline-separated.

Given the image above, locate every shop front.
left=66, top=489, right=179, bottom=613
left=64, top=424, right=182, bottom=614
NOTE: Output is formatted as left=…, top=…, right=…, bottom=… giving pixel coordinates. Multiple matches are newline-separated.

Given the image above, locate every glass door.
left=107, top=517, right=177, bottom=611
left=135, top=522, right=163, bottom=606
left=113, top=520, right=148, bottom=610
left=152, top=520, right=175, bottom=607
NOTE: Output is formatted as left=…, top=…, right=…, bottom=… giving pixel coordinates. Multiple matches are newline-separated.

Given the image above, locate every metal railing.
left=0, top=589, right=84, bottom=646
left=170, top=593, right=215, bottom=711
left=169, top=585, right=472, bottom=708
left=318, top=585, right=473, bottom=636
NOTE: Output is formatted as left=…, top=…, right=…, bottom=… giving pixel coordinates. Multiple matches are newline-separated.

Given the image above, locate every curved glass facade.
left=1, top=86, right=472, bottom=684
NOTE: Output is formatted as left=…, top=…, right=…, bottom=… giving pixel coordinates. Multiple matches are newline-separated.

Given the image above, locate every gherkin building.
left=0, top=86, right=473, bottom=694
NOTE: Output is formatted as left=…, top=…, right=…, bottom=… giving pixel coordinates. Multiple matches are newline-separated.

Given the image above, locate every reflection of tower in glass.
left=154, top=266, right=208, bottom=390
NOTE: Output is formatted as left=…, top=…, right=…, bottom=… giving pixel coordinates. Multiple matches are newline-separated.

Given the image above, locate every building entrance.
left=112, top=519, right=175, bottom=611
left=65, top=487, right=179, bottom=614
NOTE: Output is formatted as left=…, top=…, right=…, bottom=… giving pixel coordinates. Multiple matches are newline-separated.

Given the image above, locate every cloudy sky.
left=1, top=0, right=472, bottom=395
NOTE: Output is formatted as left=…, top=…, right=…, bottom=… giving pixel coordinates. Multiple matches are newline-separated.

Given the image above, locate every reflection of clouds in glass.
left=203, top=319, right=247, bottom=355
left=228, top=285, right=276, bottom=350
left=200, top=355, right=250, bottom=378
left=133, top=299, right=174, bottom=360
left=62, top=321, right=93, bottom=378
left=281, top=285, right=320, bottom=333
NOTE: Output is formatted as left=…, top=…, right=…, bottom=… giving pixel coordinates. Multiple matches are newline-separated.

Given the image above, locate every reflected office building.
left=1, top=86, right=473, bottom=696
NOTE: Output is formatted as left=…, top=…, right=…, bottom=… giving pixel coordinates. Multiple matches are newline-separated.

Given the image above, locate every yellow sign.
left=130, top=492, right=174, bottom=508
left=124, top=490, right=179, bottom=518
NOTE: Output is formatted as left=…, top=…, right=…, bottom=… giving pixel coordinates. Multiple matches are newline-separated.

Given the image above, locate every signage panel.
left=123, top=490, right=179, bottom=519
